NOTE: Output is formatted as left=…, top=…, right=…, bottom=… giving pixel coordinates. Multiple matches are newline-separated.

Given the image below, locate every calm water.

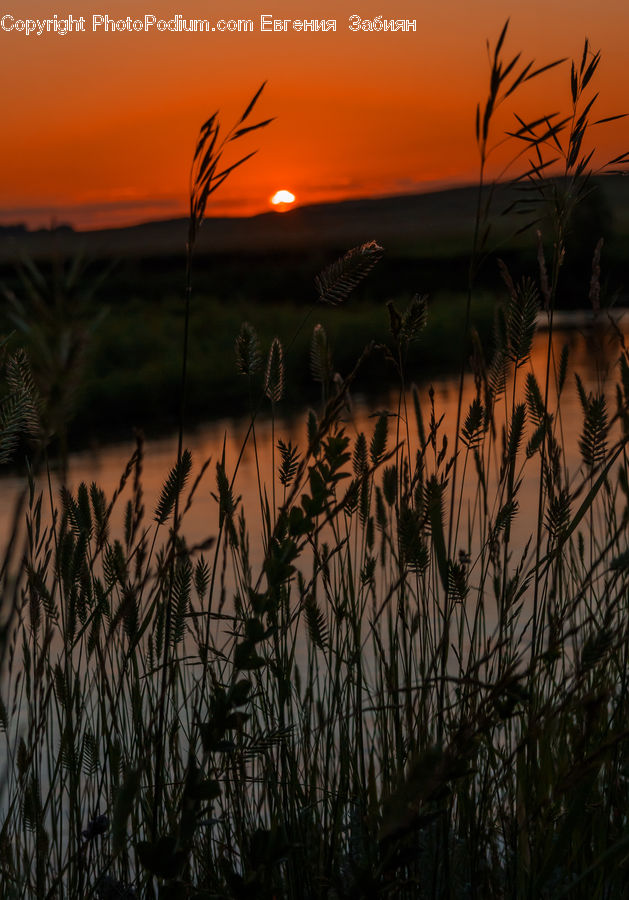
left=0, top=320, right=625, bottom=580
left=0, top=320, right=626, bottom=799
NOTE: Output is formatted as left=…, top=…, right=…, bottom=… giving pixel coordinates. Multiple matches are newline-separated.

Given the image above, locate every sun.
left=271, top=189, right=296, bottom=211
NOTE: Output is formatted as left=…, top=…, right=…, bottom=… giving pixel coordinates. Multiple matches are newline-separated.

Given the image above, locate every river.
left=1, top=317, right=625, bottom=564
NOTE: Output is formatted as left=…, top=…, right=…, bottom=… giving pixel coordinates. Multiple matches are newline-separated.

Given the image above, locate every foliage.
left=2, top=23, right=629, bottom=900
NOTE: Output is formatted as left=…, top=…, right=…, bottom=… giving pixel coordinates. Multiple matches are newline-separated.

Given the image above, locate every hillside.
left=2, top=175, right=628, bottom=263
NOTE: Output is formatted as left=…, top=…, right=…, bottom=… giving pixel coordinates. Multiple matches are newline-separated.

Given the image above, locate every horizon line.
left=2, top=172, right=616, bottom=235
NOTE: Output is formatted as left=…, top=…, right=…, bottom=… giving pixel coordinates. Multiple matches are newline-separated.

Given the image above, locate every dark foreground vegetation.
left=2, top=23, right=629, bottom=900
left=0, top=247, right=498, bottom=444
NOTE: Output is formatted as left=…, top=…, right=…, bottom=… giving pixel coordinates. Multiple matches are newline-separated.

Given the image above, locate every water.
left=0, top=320, right=624, bottom=564
left=1, top=318, right=626, bottom=856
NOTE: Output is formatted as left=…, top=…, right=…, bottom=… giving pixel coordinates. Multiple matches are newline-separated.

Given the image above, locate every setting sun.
left=271, top=190, right=296, bottom=211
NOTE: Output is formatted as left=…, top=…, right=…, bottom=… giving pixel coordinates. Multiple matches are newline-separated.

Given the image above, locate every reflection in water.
left=0, top=320, right=626, bottom=811
left=0, top=322, right=625, bottom=610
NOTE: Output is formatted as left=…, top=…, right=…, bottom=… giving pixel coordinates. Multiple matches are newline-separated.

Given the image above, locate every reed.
left=1, top=23, right=629, bottom=900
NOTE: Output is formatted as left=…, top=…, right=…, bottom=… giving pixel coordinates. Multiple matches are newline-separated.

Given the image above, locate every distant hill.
left=2, top=176, right=628, bottom=264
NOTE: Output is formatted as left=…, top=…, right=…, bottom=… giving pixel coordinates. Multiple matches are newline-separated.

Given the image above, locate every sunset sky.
left=1, top=0, right=628, bottom=230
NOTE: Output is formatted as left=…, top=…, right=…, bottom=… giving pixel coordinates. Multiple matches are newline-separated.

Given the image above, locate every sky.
left=1, top=0, right=628, bottom=230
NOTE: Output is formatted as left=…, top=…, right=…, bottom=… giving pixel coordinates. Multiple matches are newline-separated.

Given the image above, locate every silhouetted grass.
left=1, top=23, right=629, bottom=900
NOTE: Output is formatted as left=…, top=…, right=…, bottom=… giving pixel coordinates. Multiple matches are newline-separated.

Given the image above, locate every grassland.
left=1, top=176, right=628, bottom=447
left=2, top=26, right=629, bottom=900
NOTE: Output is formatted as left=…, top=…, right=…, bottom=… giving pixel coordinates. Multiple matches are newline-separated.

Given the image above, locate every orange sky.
left=1, top=0, right=628, bottom=230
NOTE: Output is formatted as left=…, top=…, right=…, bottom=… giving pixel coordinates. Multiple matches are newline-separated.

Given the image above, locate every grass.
left=1, top=184, right=627, bottom=448
left=2, top=22, right=629, bottom=900
left=78, top=290, right=496, bottom=436
left=0, top=248, right=501, bottom=446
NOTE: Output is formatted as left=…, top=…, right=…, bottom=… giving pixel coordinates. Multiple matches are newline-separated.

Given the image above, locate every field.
left=2, top=29, right=629, bottom=900
left=1, top=177, right=628, bottom=447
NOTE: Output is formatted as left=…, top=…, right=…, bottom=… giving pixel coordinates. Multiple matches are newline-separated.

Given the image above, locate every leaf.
left=370, top=412, right=389, bottom=465
left=304, top=595, right=328, bottom=649
left=353, top=432, right=368, bottom=478
left=264, top=337, right=284, bottom=403
left=399, top=294, right=428, bottom=348
left=238, top=81, right=267, bottom=124
left=231, top=118, right=274, bottom=140
left=426, top=475, right=448, bottom=592
left=310, top=324, right=332, bottom=386
left=523, top=58, right=567, bottom=83
left=154, top=450, right=192, bottom=525
left=576, top=379, right=608, bottom=468
left=550, top=444, right=624, bottom=555
left=315, top=242, right=383, bottom=306
left=187, top=778, right=221, bottom=802
left=525, top=372, right=546, bottom=424
left=171, top=558, right=192, bottom=646
left=235, top=321, right=261, bottom=376
left=504, top=276, right=539, bottom=364
left=277, top=438, right=300, bottom=488
left=195, top=556, right=210, bottom=601
left=506, top=403, right=526, bottom=463
left=461, top=398, right=484, bottom=449
left=228, top=678, right=252, bottom=706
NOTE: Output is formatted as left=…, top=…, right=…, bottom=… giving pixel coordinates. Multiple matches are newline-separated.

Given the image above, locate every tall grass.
left=2, top=23, right=629, bottom=900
